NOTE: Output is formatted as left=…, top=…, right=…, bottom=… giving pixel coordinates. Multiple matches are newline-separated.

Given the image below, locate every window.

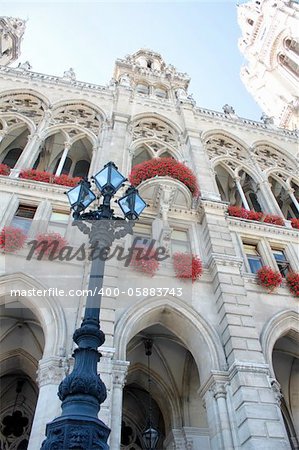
left=243, top=243, right=263, bottom=273
left=132, top=223, right=152, bottom=247
left=136, top=84, right=149, bottom=95
left=48, top=211, right=69, bottom=234
left=171, top=229, right=190, bottom=254
left=73, top=160, right=90, bottom=178
left=11, top=205, right=37, bottom=234
left=54, top=156, right=72, bottom=175
left=272, top=249, right=290, bottom=277
left=2, top=148, right=23, bottom=168
left=155, top=88, right=167, bottom=99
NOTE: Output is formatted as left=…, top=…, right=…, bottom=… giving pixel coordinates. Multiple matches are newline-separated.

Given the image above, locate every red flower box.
left=286, top=272, right=299, bottom=297
left=19, top=169, right=81, bottom=187
left=0, top=164, right=11, bottom=176
left=263, top=214, right=285, bottom=226
left=256, top=266, right=283, bottom=292
left=130, top=246, right=160, bottom=276
left=0, top=226, right=26, bottom=253
left=173, top=252, right=203, bottom=282
left=33, top=232, right=68, bottom=259
left=129, top=158, right=199, bottom=197
left=291, top=218, right=299, bottom=230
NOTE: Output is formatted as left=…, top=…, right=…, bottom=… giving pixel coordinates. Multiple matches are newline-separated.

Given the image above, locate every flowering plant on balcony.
left=256, top=266, right=283, bottom=292
left=130, top=246, right=160, bottom=276
left=19, top=169, right=81, bottom=187
left=263, top=214, right=285, bottom=226
left=129, top=158, right=199, bottom=196
left=53, top=174, right=81, bottom=187
left=173, top=252, right=203, bottom=282
left=227, top=205, right=263, bottom=221
left=33, top=232, right=68, bottom=259
left=286, top=272, right=299, bottom=297
left=0, top=164, right=10, bottom=176
left=291, top=218, right=299, bottom=230
left=0, top=226, right=26, bottom=253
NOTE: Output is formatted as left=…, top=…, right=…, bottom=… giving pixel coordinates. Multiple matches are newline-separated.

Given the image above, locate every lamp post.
left=41, top=162, right=147, bottom=450
left=142, top=339, right=159, bottom=450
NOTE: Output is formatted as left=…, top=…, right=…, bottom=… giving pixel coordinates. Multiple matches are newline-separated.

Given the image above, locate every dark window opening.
left=11, top=205, right=37, bottom=234
left=272, top=249, right=290, bottom=277
left=2, top=148, right=23, bottom=168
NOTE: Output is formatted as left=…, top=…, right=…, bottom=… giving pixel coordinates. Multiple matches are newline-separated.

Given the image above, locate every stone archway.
left=261, top=310, right=299, bottom=449
left=111, top=297, right=226, bottom=450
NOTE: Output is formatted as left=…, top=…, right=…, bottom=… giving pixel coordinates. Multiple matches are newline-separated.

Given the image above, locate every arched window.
left=147, top=60, right=152, bottom=69
left=284, top=38, right=299, bottom=56
left=2, top=148, right=23, bottom=168
left=160, top=151, right=174, bottom=159
left=155, top=88, right=167, bottom=99
left=132, top=147, right=152, bottom=167
left=278, top=54, right=299, bottom=78
left=73, top=160, right=90, bottom=178
left=136, top=84, right=150, bottom=95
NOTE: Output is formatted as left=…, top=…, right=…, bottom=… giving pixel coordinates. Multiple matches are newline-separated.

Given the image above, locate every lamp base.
left=41, top=415, right=110, bottom=450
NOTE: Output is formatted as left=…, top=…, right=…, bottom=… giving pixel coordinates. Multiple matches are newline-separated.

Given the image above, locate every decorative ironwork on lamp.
left=142, top=338, right=159, bottom=450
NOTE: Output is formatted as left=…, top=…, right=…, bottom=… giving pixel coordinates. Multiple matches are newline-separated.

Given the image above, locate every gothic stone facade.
left=0, top=49, right=298, bottom=450
left=238, top=0, right=299, bottom=131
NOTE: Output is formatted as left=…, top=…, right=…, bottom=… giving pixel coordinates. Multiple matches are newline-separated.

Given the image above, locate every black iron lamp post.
left=142, top=339, right=159, bottom=450
left=41, top=162, right=147, bottom=450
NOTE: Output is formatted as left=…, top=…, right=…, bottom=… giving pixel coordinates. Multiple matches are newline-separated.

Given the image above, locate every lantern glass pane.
left=94, top=167, right=109, bottom=190
left=81, top=186, right=96, bottom=208
left=110, top=166, right=126, bottom=191
left=134, top=194, right=147, bottom=216
left=118, top=195, right=132, bottom=214
left=66, top=185, right=81, bottom=207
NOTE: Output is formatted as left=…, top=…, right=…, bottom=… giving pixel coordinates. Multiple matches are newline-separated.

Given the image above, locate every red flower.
left=256, top=266, right=283, bottom=292
left=19, top=170, right=81, bottom=187
left=286, top=272, right=299, bottom=297
left=263, top=214, right=285, bottom=226
left=227, top=205, right=263, bottom=221
left=173, top=252, right=202, bottom=282
left=291, top=218, right=299, bottom=230
left=129, top=158, right=199, bottom=197
left=0, top=226, right=26, bottom=253
left=33, top=232, right=68, bottom=258
left=247, top=210, right=263, bottom=221
left=130, top=246, right=160, bottom=276
left=0, top=164, right=11, bottom=176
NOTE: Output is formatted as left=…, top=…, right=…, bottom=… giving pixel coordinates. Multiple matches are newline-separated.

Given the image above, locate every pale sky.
left=0, top=1, right=263, bottom=120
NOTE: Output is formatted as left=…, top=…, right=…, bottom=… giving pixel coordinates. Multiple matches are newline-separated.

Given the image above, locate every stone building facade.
left=0, top=32, right=298, bottom=450
left=238, top=0, right=299, bottom=130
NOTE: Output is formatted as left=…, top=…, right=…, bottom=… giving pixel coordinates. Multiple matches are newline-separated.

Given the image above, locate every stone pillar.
left=176, top=102, right=221, bottom=202
left=28, top=356, right=68, bottom=450
left=235, top=178, right=250, bottom=210
left=54, top=142, right=71, bottom=176
left=109, top=360, right=129, bottom=450
left=212, top=383, right=234, bottom=449
left=13, top=114, right=50, bottom=172
left=201, top=200, right=291, bottom=449
left=288, top=189, right=299, bottom=213
left=256, top=179, right=284, bottom=216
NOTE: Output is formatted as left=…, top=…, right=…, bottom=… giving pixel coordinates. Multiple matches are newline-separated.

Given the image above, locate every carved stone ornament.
left=270, top=378, right=283, bottom=406
left=222, top=104, right=235, bottom=115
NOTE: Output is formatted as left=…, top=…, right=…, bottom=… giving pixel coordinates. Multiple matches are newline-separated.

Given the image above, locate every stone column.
left=235, top=178, right=250, bottom=210
left=212, top=383, right=234, bottom=449
left=54, top=142, right=71, bottom=176
left=256, top=179, right=284, bottom=216
left=28, top=356, right=68, bottom=450
left=288, top=188, right=299, bottom=213
left=13, top=113, right=51, bottom=172
left=109, top=360, right=129, bottom=450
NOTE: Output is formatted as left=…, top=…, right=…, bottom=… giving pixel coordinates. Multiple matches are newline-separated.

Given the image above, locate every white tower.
left=238, top=0, right=299, bottom=130
left=0, top=16, right=26, bottom=66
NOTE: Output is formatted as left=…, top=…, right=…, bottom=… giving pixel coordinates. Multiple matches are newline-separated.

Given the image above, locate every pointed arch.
left=114, top=296, right=226, bottom=384
left=260, top=309, right=299, bottom=376
left=0, top=273, right=67, bottom=357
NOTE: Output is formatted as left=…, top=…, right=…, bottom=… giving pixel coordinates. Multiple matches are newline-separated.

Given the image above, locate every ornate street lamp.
left=41, top=162, right=146, bottom=450
left=142, top=339, right=159, bottom=450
